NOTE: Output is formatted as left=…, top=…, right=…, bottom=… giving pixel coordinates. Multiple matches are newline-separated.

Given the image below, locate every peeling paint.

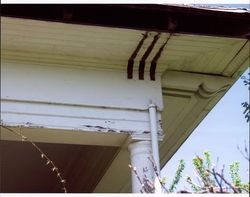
left=1, top=120, right=161, bottom=137
left=81, top=124, right=141, bottom=135
left=94, top=126, right=106, bottom=129
left=107, top=129, right=116, bottom=133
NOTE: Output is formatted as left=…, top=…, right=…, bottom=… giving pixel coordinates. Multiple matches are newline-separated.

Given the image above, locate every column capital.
left=130, top=133, right=164, bottom=141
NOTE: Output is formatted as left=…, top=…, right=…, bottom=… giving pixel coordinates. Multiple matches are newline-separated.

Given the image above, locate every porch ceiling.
left=0, top=140, right=119, bottom=193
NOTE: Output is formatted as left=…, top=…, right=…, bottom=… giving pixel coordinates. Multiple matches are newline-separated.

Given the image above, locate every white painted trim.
left=0, top=126, right=128, bottom=146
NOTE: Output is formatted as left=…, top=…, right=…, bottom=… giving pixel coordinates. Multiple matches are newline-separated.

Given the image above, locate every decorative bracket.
left=127, top=32, right=171, bottom=81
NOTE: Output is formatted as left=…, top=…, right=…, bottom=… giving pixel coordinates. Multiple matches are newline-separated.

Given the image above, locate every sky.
left=162, top=67, right=250, bottom=191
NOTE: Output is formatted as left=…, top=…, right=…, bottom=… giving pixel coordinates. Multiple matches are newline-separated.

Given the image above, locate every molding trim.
left=159, top=70, right=235, bottom=168
left=1, top=98, right=161, bottom=136
left=197, top=83, right=231, bottom=99
left=0, top=124, right=127, bottom=147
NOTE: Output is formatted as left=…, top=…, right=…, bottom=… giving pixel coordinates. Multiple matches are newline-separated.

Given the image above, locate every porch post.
left=128, top=140, right=154, bottom=193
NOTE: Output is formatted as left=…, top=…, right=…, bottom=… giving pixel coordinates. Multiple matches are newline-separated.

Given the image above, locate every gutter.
left=1, top=4, right=249, bottom=38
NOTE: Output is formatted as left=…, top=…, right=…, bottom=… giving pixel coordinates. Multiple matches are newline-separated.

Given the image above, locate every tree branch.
left=207, top=169, right=239, bottom=193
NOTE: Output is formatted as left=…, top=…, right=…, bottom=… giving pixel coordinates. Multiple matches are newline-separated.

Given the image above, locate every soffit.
left=0, top=140, right=119, bottom=193
left=2, top=17, right=249, bottom=78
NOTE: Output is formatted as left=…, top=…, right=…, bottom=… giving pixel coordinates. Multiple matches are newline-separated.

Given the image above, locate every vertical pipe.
left=148, top=104, right=160, bottom=175
left=148, top=104, right=161, bottom=193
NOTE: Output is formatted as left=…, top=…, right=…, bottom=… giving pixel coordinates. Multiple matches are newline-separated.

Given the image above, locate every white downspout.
left=148, top=104, right=161, bottom=193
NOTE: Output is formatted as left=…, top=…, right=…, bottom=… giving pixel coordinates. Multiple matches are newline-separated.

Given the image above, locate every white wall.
left=1, top=60, right=163, bottom=135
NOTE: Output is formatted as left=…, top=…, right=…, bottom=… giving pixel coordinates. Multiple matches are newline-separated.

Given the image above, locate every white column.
left=128, top=140, right=154, bottom=193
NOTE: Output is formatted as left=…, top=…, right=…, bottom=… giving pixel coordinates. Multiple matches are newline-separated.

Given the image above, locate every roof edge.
left=1, top=4, right=250, bottom=38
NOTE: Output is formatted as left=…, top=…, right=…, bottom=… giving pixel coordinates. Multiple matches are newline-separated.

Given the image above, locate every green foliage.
left=228, top=161, right=250, bottom=193
left=186, top=176, right=201, bottom=192
left=239, top=183, right=250, bottom=192
left=242, top=73, right=250, bottom=90
left=230, top=162, right=241, bottom=187
left=191, top=152, right=216, bottom=190
left=185, top=152, right=249, bottom=193
left=160, top=177, right=167, bottom=184
left=204, top=151, right=212, bottom=170
left=241, top=73, right=250, bottom=122
left=130, top=151, right=249, bottom=193
left=169, top=159, right=185, bottom=192
left=242, top=102, right=250, bottom=122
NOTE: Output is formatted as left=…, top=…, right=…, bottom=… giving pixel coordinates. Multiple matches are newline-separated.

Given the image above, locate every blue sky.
left=162, top=68, right=249, bottom=191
